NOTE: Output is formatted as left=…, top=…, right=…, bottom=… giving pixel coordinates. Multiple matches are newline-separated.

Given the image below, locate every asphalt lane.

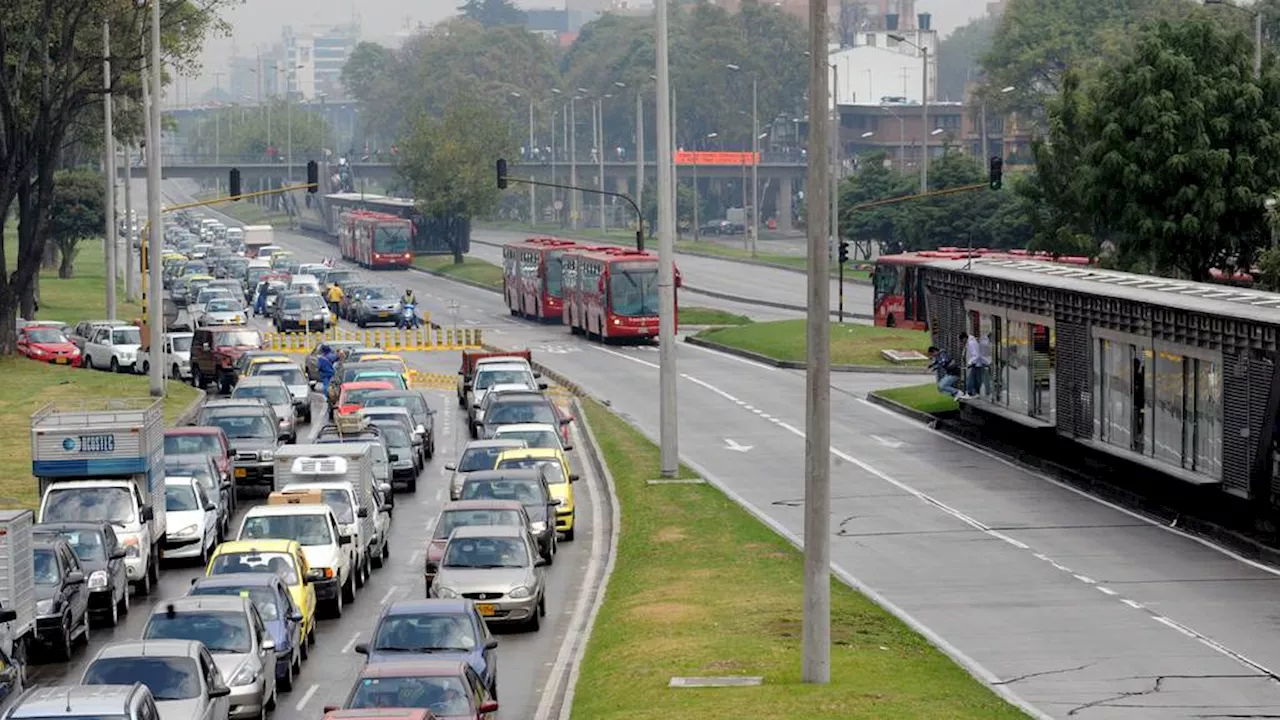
left=249, top=217, right=1280, bottom=718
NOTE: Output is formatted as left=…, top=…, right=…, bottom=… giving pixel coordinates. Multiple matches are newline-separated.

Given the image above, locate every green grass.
left=573, top=400, right=1025, bottom=720
left=4, top=232, right=142, bottom=324
left=697, top=319, right=929, bottom=367
left=873, top=382, right=960, bottom=414
left=0, top=360, right=199, bottom=510
left=203, top=198, right=290, bottom=227
left=679, top=306, right=753, bottom=326
left=412, top=255, right=504, bottom=290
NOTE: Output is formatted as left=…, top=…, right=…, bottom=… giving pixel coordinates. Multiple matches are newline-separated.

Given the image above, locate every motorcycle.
left=400, top=302, right=420, bottom=329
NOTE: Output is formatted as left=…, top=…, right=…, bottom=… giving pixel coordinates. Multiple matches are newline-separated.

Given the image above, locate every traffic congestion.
left=3, top=208, right=594, bottom=720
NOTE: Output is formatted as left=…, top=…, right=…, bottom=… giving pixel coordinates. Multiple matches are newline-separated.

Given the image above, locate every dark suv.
left=190, top=326, right=263, bottom=394
left=194, top=400, right=283, bottom=497
left=473, top=391, right=570, bottom=442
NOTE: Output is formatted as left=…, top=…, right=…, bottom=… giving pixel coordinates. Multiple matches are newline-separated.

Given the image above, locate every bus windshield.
left=374, top=226, right=409, bottom=253
left=608, top=262, right=659, bottom=317
left=546, top=251, right=564, bottom=298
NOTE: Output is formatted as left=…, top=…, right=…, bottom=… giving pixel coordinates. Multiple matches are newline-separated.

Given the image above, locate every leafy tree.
left=936, top=15, right=998, bottom=101
left=188, top=99, right=331, bottom=160
left=457, top=0, right=526, bottom=28
left=396, top=98, right=517, bottom=263
left=47, top=171, right=106, bottom=279
left=341, top=42, right=395, bottom=106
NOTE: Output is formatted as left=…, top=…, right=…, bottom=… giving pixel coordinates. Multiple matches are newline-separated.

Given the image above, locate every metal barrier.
left=262, top=327, right=484, bottom=353
left=407, top=371, right=459, bottom=390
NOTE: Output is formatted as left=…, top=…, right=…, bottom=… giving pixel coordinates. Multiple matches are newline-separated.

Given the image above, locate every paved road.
left=249, top=217, right=1280, bottom=718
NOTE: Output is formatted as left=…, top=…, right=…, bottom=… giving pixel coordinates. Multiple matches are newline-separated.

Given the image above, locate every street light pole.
left=830, top=63, right=840, bottom=271
left=803, top=0, right=832, bottom=684
left=920, top=46, right=929, bottom=191
left=146, top=0, right=164, bottom=397
left=529, top=99, right=536, bottom=226
left=103, top=19, right=117, bottom=321
left=570, top=97, right=578, bottom=229
left=655, top=0, right=679, bottom=478
left=597, top=97, right=606, bottom=233
left=751, top=75, right=759, bottom=257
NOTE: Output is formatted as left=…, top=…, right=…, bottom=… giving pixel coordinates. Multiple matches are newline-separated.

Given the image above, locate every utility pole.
left=123, top=141, right=136, bottom=302
left=750, top=74, right=759, bottom=257
left=146, top=0, right=164, bottom=397
left=831, top=63, right=841, bottom=278
left=597, top=98, right=606, bottom=233
left=656, top=0, right=679, bottom=477
left=570, top=98, right=578, bottom=229
left=103, top=20, right=118, bottom=321
left=671, top=90, right=678, bottom=235
left=529, top=99, right=536, bottom=226
left=920, top=46, right=929, bottom=192
left=635, top=90, right=644, bottom=217
left=803, top=0, right=832, bottom=684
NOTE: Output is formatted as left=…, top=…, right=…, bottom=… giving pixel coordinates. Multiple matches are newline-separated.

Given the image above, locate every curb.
left=862, top=389, right=941, bottom=425
left=683, top=335, right=932, bottom=375
left=172, top=387, right=207, bottom=426
left=407, top=264, right=502, bottom=295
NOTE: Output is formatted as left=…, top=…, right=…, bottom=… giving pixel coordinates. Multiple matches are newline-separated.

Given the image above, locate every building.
left=835, top=99, right=1032, bottom=172
left=524, top=7, right=597, bottom=36
left=829, top=22, right=938, bottom=108
left=282, top=24, right=359, bottom=101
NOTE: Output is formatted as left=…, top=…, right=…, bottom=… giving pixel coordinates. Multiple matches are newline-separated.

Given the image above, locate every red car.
left=17, top=324, right=82, bottom=367
left=164, top=427, right=233, bottom=483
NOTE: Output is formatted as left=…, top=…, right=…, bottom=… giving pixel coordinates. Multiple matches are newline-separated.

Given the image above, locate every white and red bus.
left=561, top=247, right=679, bottom=341
left=338, top=210, right=414, bottom=269
left=502, top=237, right=579, bottom=321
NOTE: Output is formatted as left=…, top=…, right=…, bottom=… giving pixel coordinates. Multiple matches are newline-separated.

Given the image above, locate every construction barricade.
left=262, top=326, right=484, bottom=354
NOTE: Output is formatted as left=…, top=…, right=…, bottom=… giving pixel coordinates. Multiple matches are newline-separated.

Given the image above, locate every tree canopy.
left=47, top=170, right=107, bottom=279
left=458, top=0, right=527, bottom=28
left=936, top=15, right=997, bottom=101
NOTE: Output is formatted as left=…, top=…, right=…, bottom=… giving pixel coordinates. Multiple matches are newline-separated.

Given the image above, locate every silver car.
left=142, top=597, right=277, bottom=720
left=446, top=439, right=527, bottom=501
left=6, top=685, right=156, bottom=720
left=253, top=363, right=312, bottom=423
left=200, top=297, right=249, bottom=328
left=430, top=525, right=547, bottom=631
left=81, top=639, right=231, bottom=720
left=231, top=376, right=297, bottom=444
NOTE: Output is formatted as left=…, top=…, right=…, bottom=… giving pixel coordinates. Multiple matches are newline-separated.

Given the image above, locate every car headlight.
left=530, top=521, right=547, bottom=533
left=87, top=570, right=110, bottom=590
left=434, top=586, right=458, bottom=599
left=172, top=524, right=198, bottom=538
left=230, top=663, right=261, bottom=686
left=508, top=585, right=531, bottom=599
left=259, top=450, right=274, bottom=461
left=122, top=536, right=140, bottom=558
left=35, top=599, right=55, bottom=615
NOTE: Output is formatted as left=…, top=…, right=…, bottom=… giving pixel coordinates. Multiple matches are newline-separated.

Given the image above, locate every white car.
left=162, top=331, right=193, bottom=380
left=491, top=422, right=571, bottom=452
left=470, top=361, right=540, bottom=410
left=237, top=500, right=353, bottom=616
left=200, top=297, right=249, bottom=327
left=189, top=287, right=235, bottom=322
left=162, top=475, right=219, bottom=563
left=82, top=324, right=143, bottom=373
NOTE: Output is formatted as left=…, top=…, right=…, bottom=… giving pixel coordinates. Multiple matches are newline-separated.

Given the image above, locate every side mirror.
left=354, top=642, right=369, bottom=655
left=560, top=417, right=571, bottom=425
left=380, top=504, right=393, bottom=512
left=66, top=571, right=85, bottom=585
left=202, top=342, right=211, bottom=350
left=278, top=432, right=290, bottom=441
left=563, top=443, right=574, bottom=451
left=548, top=501, right=559, bottom=510
left=378, top=482, right=392, bottom=495
left=338, top=534, right=352, bottom=544
left=110, top=548, right=127, bottom=560
left=323, top=706, right=339, bottom=714
left=204, top=502, right=217, bottom=512
left=304, top=568, right=325, bottom=583
left=288, top=611, right=304, bottom=622
left=209, top=685, right=231, bottom=699
left=534, top=372, right=543, bottom=378
left=415, top=425, right=426, bottom=436
left=472, top=404, right=481, bottom=410
left=140, top=506, right=154, bottom=522
left=484, top=639, right=498, bottom=650
left=444, top=464, right=456, bottom=472
left=534, top=558, right=548, bottom=567
left=0, top=609, right=17, bottom=623
left=479, top=700, right=499, bottom=713
left=357, top=508, right=369, bottom=518
left=538, top=383, right=548, bottom=390
left=261, top=638, right=276, bottom=652
left=569, top=474, right=580, bottom=482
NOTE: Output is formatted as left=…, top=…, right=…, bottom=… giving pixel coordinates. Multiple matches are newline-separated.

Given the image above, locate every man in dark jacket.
left=928, top=345, right=963, bottom=398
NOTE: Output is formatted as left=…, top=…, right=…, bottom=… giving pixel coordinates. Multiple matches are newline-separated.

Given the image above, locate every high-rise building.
left=283, top=23, right=360, bottom=101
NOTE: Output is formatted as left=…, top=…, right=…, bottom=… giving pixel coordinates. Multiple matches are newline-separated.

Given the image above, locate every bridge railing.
left=155, top=150, right=809, bottom=167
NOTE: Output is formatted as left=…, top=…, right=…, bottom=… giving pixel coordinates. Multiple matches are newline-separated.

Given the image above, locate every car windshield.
left=83, top=657, right=201, bottom=700
left=461, top=478, right=546, bottom=506
left=170, top=335, right=193, bottom=352
left=26, top=328, right=65, bottom=343
left=495, top=429, right=559, bottom=450
left=214, top=330, right=261, bottom=347
left=240, top=514, right=333, bottom=546
left=609, top=261, right=659, bottom=317
left=366, top=395, right=425, bottom=416
left=33, top=549, right=60, bottom=585
left=165, top=483, right=201, bottom=512
left=204, top=412, right=274, bottom=440
left=474, top=369, right=531, bottom=390
left=373, top=614, right=476, bottom=652
left=234, top=384, right=290, bottom=405
left=498, top=458, right=566, bottom=484
left=434, top=509, right=524, bottom=539
left=486, top=402, right=556, bottom=426
left=344, top=387, right=391, bottom=405
left=165, top=433, right=220, bottom=456
left=190, top=586, right=282, bottom=621
left=443, top=535, right=529, bottom=569
left=56, top=530, right=107, bottom=562
left=111, top=328, right=141, bottom=345
left=209, top=551, right=300, bottom=585
left=145, top=610, right=252, bottom=653
left=379, top=424, right=411, bottom=447
left=363, top=287, right=393, bottom=300
left=348, top=675, right=470, bottom=714
left=260, top=366, right=305, bottom=385
left=207, top=299, right=240, bottom=312
left=373, top=225, right=410, bottom=253
left=457, top=446, right=509, bottom=472
left=327, top=271, right=356, bottom=284
left=42, top=486, right=134, bottom=524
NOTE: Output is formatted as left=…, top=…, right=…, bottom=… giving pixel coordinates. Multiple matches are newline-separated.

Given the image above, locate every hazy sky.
left=191, top=0, right=990, bottom=94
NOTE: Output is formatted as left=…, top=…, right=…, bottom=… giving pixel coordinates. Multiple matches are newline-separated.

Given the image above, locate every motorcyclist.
left=400, top=289, right=418, bottom=329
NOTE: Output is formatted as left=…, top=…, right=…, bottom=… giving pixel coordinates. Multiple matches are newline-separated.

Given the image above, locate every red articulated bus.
left=562, top=247, right=680, bottom=342
left=872, top=248, right=1092, bottom=329
left=502, top=237, right=579, bottom=321
left=338, top=210, right=414, bottom=269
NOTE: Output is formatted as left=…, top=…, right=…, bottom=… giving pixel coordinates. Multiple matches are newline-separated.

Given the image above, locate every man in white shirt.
left=963, top=332, right=986, bottom=398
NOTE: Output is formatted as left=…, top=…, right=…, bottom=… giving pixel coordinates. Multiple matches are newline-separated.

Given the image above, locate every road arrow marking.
left=870, top=434, right=904, bottom=449
left=724, top=438, right=754, bottom=452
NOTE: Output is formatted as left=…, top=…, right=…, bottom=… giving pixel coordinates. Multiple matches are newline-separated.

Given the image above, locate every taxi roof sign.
left=268, top=487, right=327, bottom=505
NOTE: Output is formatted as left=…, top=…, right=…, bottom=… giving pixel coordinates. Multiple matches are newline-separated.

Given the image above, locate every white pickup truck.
left=81, top=324, right=143, bottom=374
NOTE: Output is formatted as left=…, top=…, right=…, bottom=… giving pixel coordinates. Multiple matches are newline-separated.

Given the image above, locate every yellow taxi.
left=206, top=539, right=318, bottom=646
left=494, top=447, right=579, bottom=541
left=244, top=354, right=294, bottom=377
left=353, top=353, right=410, bottom=385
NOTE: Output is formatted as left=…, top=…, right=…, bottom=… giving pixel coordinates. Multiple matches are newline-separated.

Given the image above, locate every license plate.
left=234, top=468, right=247, bottom=478
left=55, top=357, right=68, bottom=364
left=476, top=604, right=496, bottom=617
left=378, top=312, right=390, bottom=318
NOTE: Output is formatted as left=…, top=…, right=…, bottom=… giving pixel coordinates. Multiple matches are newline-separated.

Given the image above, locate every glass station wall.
left=964, top=305, right=1055, bottom=423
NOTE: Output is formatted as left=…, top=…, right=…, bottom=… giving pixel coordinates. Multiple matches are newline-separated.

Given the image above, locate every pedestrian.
left=253, top=281, right=268, bottom=317
left=928, top=345, right=962, bottom=398
left=317, top=345, right=336, bottom=405
left=979, top=332, right=993, bottom=397
left=325, top=281, right=344, bottom=317
left=962, top=331, right=986, bottom=398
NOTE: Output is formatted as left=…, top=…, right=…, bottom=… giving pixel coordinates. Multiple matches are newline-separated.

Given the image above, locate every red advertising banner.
left=674, top=151, right=760, bottom=165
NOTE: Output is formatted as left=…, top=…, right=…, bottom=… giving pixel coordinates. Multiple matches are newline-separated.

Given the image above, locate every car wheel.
left=329, top=591, right=344, bottom=619
left=80, top=611, right=91, bottom=645
left=141, top=359, right=149, bottom=376
left=265, top=680, right=277, bottom=710
left=109, top=357, right=120, bottom=373
left=148, top=552, right=160, bottom=584
left=279, top=656, right=295, bottom=692
left=171, top=363, right=182, bottom=380
left=343, top=572, right=357, bottom=602
left=564, top=524, right=575, bottom=542
left=382, top=539, right=390, bottom=559
left=408, top=476, right=418, bottom=493
left=100, top=592, right=120, bottom=628
left=119, top=581, right=130, bottom=614
left=53, top=621, right=72, bottom=661
left=300, top=632, right=309, bottom=660
left=199, top=534, right=210, bottom=566
left=526, top=606, right=541, bottom=632
left=134, top=566, right=152, bottom=597
left=82, top=355, right=92, bottom=370
left=426, top=437, right=434, bottom=459
left=539, top=595, right=546, bottom=617
left=371, top=549, right=384, bottom=569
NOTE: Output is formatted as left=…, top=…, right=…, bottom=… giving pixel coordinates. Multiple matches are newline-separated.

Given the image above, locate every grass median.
left=412, top=255, right=504, bottom=290
left=696, top=319, right=929, bottom=367
left=872, top=382, right=959, bottom=414
left=679, top=306, right=752, bottom=326
left=574, top=400, right=1025, bottom=719
left=0, top=359, right=199, bottom=510
left=3, top=234, right=141, bottom=324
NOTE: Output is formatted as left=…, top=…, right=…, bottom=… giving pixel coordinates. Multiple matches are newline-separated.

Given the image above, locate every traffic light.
left=838, top=240, right=849, bottom=264
left=229, top=169, right=241, bottom=200
left=496, top=158, right=508, bottom=189
left=306, top=161, right=319, bottom=193
left=989, top=156, right=1003, bottom=190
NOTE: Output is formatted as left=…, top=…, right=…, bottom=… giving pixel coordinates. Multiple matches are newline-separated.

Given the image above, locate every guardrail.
left=149, top=151, right=810, bottom=167
left=261, top=327, right=483, bottom=353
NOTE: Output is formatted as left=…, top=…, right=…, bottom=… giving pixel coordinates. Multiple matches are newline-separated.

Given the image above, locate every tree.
left=936, top=15, right=998, bottom=101
left=341, top=42, right=395, bottom=106
left=47, top=171, right=106, bottom=279
left=188, top=99, right=331, bottom=160
left=396, top=99, right=517, bottom=263
left=0, top=1, right=228, bottom=353
left=1063, top=13, right=1280, bottom=280
left=457, top=0, right=526, bottom=28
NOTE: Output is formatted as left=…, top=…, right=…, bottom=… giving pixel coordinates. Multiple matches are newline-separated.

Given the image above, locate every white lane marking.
left=410, top=548, right=424, bottom=565
left=869, top=434, right=904, bottom=449
left=682, top=338, right=780, bottom=371
left=723, top=438, right=753, bottom=453
left=379, top=585, right=400, bottom=605
left=593, top=345, right=657, bottom=369
left=295, top=683, right=319, bottom=711
left=341, top=632, right=361, bottom=654
left=1073, top=575, right=1096, bottom=585
left=1097, top=586, right=1118, bottom=596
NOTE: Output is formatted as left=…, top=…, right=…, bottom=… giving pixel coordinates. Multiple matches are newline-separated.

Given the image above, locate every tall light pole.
left=727, top=64, right=759, bottom=256
left=122, top=140, right=136, bottom=303
left=616, top=81, right=642, bottom=218
left=655, top=0, right=678, bottom=478
left=598, top=95, right=610, bottom=233
left=511, top=91, right=536, bottom=226
left=889, top=33, right=929, bottom=191
left=570, top=93, right=582, bottom=229
left=803, top=0, right=832, bottom=684
left=1204, top=0, right=1262, bottom=79
left=830, top=63, right=840, bottom=270
left=102, top=19, right=118, bottom=321
left=551, top=88, right=562, bottom=222
left=146, top=0, right=164, bottom=397
left=980, top=85, right=1016, bottom=164
left=881, top=106, right=906, bottom=172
